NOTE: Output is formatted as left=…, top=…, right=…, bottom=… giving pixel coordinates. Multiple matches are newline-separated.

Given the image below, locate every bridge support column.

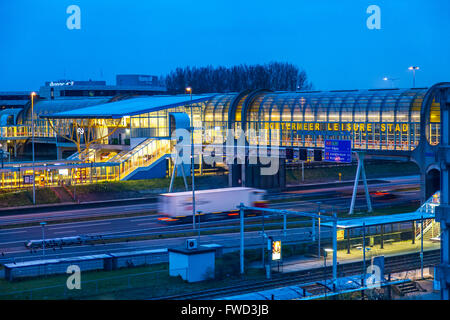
left=168, top=151, right=189, bottom=192
left=435, top=87, right=450, bottom=300
left=349, top=153, right=373, bottom=215
left=56, top=146, right=63, bottom=160
left=228, top=161, right=233, bottom=187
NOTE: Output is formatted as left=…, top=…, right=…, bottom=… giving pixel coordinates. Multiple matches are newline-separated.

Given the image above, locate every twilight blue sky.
left=1, top=0, right=449, bottom=91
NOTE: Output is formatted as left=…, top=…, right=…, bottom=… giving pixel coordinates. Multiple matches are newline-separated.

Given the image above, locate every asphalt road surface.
left=0, top=175, right=420, bottom=264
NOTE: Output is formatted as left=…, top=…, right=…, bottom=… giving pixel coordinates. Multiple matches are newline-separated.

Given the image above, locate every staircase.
left=67, top=146, right=99, bottom=161
left=415, top=191, right=441, bottom=241
left=115, top=138, right=172, bottom=180
left=66, top=138, right=172, bottom=181
left=393, top=281, right=425, bottom=296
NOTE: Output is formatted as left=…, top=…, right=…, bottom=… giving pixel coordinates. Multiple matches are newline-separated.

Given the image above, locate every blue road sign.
left=324, top=140, right=352, bottom=163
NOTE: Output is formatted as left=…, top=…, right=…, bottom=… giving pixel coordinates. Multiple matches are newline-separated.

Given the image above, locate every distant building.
left=39, top=75, right=166, bottom=99
left=116, top=74, right=159, bottom=87
left=0, top=91, right=35, bottom=110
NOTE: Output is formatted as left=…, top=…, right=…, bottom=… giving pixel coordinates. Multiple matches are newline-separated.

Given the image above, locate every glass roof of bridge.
left=42, top=94, right=216, bottom=119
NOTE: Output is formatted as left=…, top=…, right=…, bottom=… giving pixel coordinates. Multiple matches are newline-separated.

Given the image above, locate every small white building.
left=168, top=247, right=216, bottom=282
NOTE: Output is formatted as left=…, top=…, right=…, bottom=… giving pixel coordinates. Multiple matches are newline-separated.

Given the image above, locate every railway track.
left=153, top=249, right=440, bottom=300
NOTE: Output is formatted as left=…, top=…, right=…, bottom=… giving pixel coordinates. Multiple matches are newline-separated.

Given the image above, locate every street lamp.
left=31, top=92, right=37, bottom=205
left=408, top=66, right=420, bottom=88
left=186, top=87, right=195, bottom=230
left=40, top=222, right=47, bottom=257
left=383, top=77, right=399, bottom=88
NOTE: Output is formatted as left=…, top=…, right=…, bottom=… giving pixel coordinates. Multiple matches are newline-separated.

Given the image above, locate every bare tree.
left=165, top=61, right=312, bottom=94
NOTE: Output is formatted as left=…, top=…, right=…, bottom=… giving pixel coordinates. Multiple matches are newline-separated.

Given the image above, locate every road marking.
left=0, top=230, right=27, bottom=235
left=48, top=222, right=111, bottom=230
left=137, top=222, right=160, bottom=226
left=53, top=230, right=78, bottom=235
left=130, top=217, right=159, bottom=222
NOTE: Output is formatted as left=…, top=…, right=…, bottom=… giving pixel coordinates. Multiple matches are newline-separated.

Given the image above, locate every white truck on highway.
left=158, top=187, right=267, bottom=220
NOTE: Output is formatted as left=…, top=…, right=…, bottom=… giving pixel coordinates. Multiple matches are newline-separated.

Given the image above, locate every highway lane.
left=0, top=175, right=421, bottom=262
left=0, top=185, right=419, bottom=249
left=0, top=175, right=419, bottom=226
left=0, top=219, right=417, bottom=265
left=0, top=203, right=157, bottom=226
left=0, top=226, right=326, bottom=264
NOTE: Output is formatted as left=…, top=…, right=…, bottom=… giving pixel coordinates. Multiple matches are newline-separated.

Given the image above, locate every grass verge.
left=0, top=188, right=60, bottom=208
left=0, top=246, right=310, bottom=300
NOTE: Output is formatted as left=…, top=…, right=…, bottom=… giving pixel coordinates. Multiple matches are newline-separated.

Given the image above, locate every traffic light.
left=299, top=148, right=307, bottom=161
left=286, top=148, right=293, bottom=160
left=314, top=149, right=323, bottom=162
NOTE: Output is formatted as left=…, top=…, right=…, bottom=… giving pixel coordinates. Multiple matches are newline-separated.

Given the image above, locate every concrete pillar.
left=435, top=87, right=450, bottom=300
left=56, top=146, right=63, bottom=160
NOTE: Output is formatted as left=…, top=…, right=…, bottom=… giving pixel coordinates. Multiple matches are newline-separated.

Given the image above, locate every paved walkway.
left=250, top=240, right=440, bottom=273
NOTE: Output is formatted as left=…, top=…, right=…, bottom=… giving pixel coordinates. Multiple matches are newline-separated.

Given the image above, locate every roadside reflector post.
left=197, top=211, right=202, bottom=240
left=240, top=202, right=245, bottom=275
left=312, top=217, right=316, bottom=241
left=302, top=161, right=304, bottom=182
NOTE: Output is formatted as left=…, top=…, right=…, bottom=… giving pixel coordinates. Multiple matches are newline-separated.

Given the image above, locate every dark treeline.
left=164, top=62, right=312, bottom=94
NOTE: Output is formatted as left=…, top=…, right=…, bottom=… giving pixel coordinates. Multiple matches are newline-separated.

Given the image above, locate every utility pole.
left=31, top=92, right=36, bottom=205
left=421, top=214, right=424, bottom=279
left=186, top=87, right=196, bottom=230
left=317, top=202, right=321, bottom=258
left=262, top=213, right=265, bottom=267
left=240, top=203, right=244, bottom=275
left=362, top=222, right=366, bottom=287
left=323, top=249, right=327, bottom=295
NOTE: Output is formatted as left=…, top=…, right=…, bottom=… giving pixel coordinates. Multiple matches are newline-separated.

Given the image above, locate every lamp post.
left=186, top=87, right=195, bottom=230
left=31, top=92, right=37, bottom=205
left=420, top=213, right=424, bottom=279
left=239, top=203, right=244, bottom=275
left=408, top=66, right=420, bottom=88
left=317, top=202, right=321, bottom=258
left=383, top=77, right=399, bottom=88
left=40, top=222, right=46, bottom=257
